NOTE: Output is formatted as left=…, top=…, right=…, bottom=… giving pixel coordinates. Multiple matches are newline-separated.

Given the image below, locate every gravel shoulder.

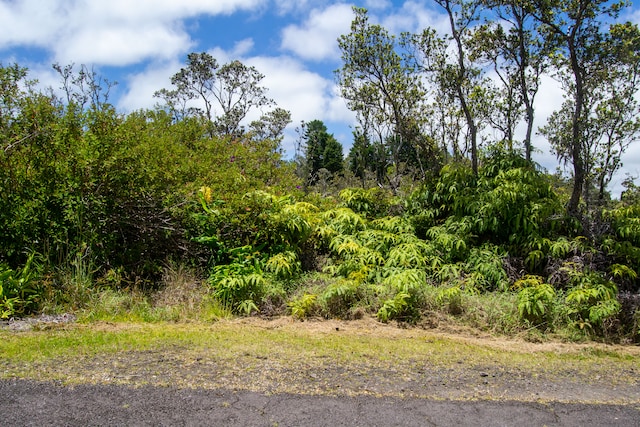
left=1, top=316, right=639, bottom=425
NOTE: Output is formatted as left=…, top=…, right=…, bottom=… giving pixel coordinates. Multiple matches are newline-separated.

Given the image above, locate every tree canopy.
left=336, top=1, right=640, bottom=215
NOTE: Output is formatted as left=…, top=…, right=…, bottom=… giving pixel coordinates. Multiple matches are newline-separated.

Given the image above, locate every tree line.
left=334, top=1, right=640, bottom=216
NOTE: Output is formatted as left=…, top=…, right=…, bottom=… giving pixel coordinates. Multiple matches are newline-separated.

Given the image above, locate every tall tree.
left=591, top=22, right=640, bottom=201
left=156, top=52, right=217, bottom=123
left=297, top=120, right=343, bottom=187
left=531, top=0, right=639, bottom=214
left=403, top=28, right=449, bottom=173
left=540, top=20, right=640, bottom=207
left=248, top=107, right=292, bottom=145
left=53, top=63, right=117, bottom=112
left=212, top=60, right=274, bottom=137
left=469, top=1, right=547, bottom=160
left=0, top=64, right=30, bottom=154
left=347, top=128, right=374, bottom=187
left=336, top=7, right=432, bottom=186
left=434, top=0, right=484, bottom=174
left=154, top=53, right=277, bottom=139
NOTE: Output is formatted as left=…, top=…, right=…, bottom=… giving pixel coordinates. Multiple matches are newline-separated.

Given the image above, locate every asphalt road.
left=2, top=379, right=639, bottom=426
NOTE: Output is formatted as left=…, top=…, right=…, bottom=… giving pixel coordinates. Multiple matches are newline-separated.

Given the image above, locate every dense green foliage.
left=296, top=120, right=344, bottom=188
left=192, top=153, right=638, bottom=340
left=0, top=253, right=40, bottom=319
left=0, top=63, right=296, bottom=317
left=336, top=2, right=640, bottom=216
left=1, top=37, right=639, bottom=344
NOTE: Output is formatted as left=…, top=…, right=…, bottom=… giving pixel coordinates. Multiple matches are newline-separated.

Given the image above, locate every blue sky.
left=1, top=0, right=639, bottom=195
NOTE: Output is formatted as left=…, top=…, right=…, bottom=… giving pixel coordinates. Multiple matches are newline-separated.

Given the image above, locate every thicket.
left=195, top=150, right=639, bottom=341
left=0, top=64, right=296, bottom=318
left=1, top=63, right=639, bottom=343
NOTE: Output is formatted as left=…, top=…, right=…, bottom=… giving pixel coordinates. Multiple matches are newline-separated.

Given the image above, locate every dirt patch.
left=0, top=313, right=77, bottom=331
left=282, top=317, right=639, bottom=350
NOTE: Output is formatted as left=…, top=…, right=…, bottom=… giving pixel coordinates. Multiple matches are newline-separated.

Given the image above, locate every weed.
left=377, top=292, right=412, bottom=323
left=0, top=253, right=41, bottom=318
left=288, top=293, right=318, bottom=319
left=514, top=276, right=556, bottom=327
left=563, top=269, right=621, bottom=333
left=436, top=285, right=465, bottom=315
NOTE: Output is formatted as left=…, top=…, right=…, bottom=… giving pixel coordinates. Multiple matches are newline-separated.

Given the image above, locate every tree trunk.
left=567, top=38, right=585, bottom=216
left=519, top=29, right=534, bottom=162
left=444, top=0, right=478, bottom=175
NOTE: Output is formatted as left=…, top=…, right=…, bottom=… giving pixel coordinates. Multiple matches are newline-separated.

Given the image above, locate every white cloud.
left=208, top=38, right=255, bottom=64
left=281, top=4, right=355, bottom=61
left=230, top=39, right=255, bottom=57
left=272, top=0, right=329, bottom=15
left=0, top=0, right=266, bottom=66
left=365, top=0, right=392, bottom=10
left=382, top=1, right=449, bottom=35
left=117, top=60, right=182, bottom=112
left=57, top=24, right=192, bottom=66
left=326, top=83, right=355, bottom=123
left=0, top=1, right=66, bottom=47
left=624, top=7, right=640, bottom=26
left=246, top=55, right=356, bottom=154
left=28, top=63, right=69, bottom=97
left=82, top=0, right=265, bottom=21
left=247, top=55, right=334, bottom=121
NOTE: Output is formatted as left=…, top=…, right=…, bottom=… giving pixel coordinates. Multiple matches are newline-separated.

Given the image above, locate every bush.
left=288, top=293, right=318, bottom=319
left=436, top=285, right=465, bottom=315
left=0, top=253, right=41, bottom=318
left=207, top=246, right=267, bottom=315
left=339, top=187, right=393, bottom=218
left=514, top=275, right=556, bottom=327
left=564, top=269, right=621, bottom=333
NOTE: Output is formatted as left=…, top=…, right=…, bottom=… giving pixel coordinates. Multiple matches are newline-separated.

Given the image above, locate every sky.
left=1, top=0, right=639, bottom=196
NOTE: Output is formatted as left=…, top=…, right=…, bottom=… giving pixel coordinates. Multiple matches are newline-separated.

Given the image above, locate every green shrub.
left=370, top=216, right=414, bottom=235
left=604, top=204, right=640, bottom=246
left=564, top=270, right=621, bottom=332
left=426, top=223, right=469, bottom=262
left=465, top=245, right=508, bottom=291
left=0, top=253, right=41, bottom=318
left=266, top=251, right=301, bottom=280
left=434, top=263, right=463, bottom=284
left=208, top=246, right=267, bottom=315
left=321, top=207, right=368, bottom=235
left=514, top=275, right=557, bottom=327
left=385, top=241, right=431, bottom=269
left=288, top=293, right=318, bottom=319
left=339, top=187, right=392, bottom=218
left=320, top=279, right=362, bottom=318
left=375, top=269, right=426, bottom=323
left=436, top=285, right=465, bottom=315
left=0, top=64, right=298, bottom=281
left=377, top=292, right=412, bottom=323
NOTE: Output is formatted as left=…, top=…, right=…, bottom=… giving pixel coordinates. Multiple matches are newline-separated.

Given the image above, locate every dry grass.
left=152, top=263, right=207, bottom=310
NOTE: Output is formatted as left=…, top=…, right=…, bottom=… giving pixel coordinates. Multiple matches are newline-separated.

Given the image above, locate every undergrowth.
left=5, top=153, right=640, bottom=344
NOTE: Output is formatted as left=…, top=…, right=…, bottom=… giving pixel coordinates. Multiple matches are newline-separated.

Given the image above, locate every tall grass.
left=40, top=261, right=232, bottom=323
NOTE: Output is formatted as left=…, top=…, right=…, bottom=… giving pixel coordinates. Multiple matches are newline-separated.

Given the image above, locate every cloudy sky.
left=1, top=0, right=639, bottom=196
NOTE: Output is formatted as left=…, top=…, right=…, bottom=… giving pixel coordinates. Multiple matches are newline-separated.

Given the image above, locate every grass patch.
left=2, top=319, right=638, bottom=392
